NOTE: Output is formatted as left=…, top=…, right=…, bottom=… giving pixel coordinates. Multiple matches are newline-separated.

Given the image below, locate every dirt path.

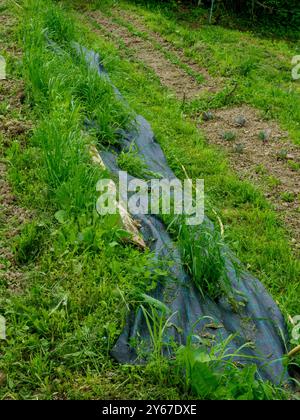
left=88, top=11, right=220, bottom=100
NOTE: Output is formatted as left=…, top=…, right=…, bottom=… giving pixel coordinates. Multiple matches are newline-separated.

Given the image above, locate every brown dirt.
left=200, top=105, right=300, bottom=250
left=88, top=11, right=217, bottom=100
left=0, top=80, right=26, bottom=107
left=1, top=117, right=31, bottom=139
left=111, top=8, right=221, bottom=93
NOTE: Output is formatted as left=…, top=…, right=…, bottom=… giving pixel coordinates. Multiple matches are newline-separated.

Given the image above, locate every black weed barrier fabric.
left=78, top=45, right=289, bottom=384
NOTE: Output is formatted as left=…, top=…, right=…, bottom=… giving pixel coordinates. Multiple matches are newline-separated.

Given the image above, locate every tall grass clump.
left=176, top=332, right=287, bottom=400
left=166, top=215, right=232, bottom=300
left=23, top=0, right=75, bottom=44
left=21, top=0, right=133, bottom=220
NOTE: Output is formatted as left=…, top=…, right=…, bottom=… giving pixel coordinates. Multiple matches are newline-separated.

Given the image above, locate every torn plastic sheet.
left=77, top=44, right=289, bottom=384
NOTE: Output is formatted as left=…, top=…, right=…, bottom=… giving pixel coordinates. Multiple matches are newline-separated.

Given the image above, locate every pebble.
left=234, top=116, right=246, bottom=127
left=203, top=111, right=214, bottom=121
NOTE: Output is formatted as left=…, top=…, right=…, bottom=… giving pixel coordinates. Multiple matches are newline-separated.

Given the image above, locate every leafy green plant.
left=14, top=221, right=46, bottom=264
left=233, top=143, right=245, bottom=154
left=277, top=149, right=288, bottom=161
left=255, top=164, right=267, bottom=175
left=177, top=330, right=287, bottom=400
left=117, top=144, right=148, bottom=178
left=140, top=299, right=175, bottom=357
left=267, top=175, right=281, bottom=188
left=281, top=191, right=295, bottom=203
left=287, top=160, right=300, bottom=172
left=222, top=131, right=236, bottom=142
left=258, top=130, right=270, bottom=142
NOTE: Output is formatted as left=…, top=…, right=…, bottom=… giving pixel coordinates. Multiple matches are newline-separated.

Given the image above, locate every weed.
left=222, top=131, right=236, bottom=142
left=277, top=149, right=288, bottom=161
left=202, top=111, right=214, bottom=121
left=234, top=116, right=246, bottom=127
left=117, top=143, right=148, bottom=178
left=267, top=175, right=281, bottom=188
left=287, top=160, right=300, bottom=172
left=259, top=130, right=270, bottom=142
left=140, top=300, right=176, bottom=363
left=233, top=143, right=245, bottom=154
left=255, top=164, right=267, bottom=175
left=0, top=100, right=9, bottom=116
left=281, top=192, right=296, bottom=203
left=37, top=0, right=75, bottom=44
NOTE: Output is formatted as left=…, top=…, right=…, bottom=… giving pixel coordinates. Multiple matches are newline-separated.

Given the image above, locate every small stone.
left=233, top=143, right=245, bottom=154
left=202, top=111, right=214, bottom=121
left=234, top=116, right=246, bottom=127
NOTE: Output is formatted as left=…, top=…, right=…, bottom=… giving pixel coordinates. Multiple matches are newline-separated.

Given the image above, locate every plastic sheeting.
left=79, top=45, right=289, bottom=384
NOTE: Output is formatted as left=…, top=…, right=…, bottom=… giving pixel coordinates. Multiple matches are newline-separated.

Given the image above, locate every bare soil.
left=88, top=11, right=218, bottom=100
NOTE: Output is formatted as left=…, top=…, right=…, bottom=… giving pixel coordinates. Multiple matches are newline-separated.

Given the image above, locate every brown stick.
left=288, top=345, right=300, bottom=358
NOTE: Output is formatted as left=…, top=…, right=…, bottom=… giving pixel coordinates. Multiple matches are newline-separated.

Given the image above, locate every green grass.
left=117, top=144, right=149, bottom=179
left=0, top=0, right=299, bottom=400
left=125, top=0, right=300, bottom=40
left=165, top=216, right=233, bottom=301
left=82, top=0, right=300, bottom=313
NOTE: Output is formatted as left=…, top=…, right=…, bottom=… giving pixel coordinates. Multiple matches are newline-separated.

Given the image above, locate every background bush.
left=215, top=0, right=300, bottom=29
left=135, top=0, right=300, bottom=36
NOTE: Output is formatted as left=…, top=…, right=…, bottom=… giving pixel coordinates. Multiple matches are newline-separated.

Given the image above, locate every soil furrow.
left=111, top=7, right=221, bottom=92
left=88, top=11, right=215, bottom=100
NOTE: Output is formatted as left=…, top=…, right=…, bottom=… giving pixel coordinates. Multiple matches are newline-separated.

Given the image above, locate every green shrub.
left=134, top=0, right=300, bottom=35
